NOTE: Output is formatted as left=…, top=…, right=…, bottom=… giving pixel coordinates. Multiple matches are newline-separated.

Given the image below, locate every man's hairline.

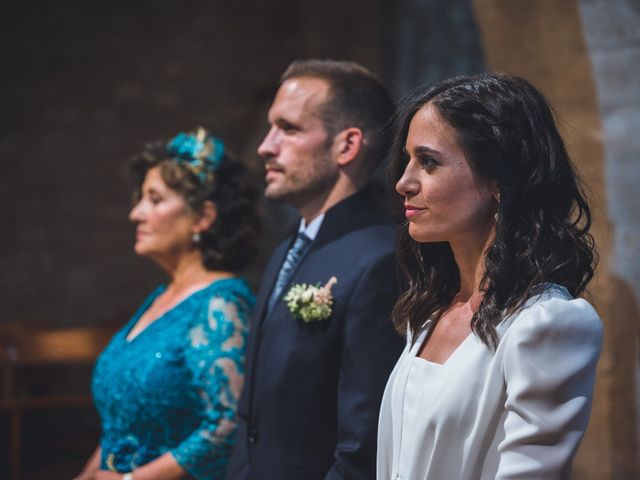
left=281, top=74, right=333, bottom=115
left=280, top=73, right=371, bottom=146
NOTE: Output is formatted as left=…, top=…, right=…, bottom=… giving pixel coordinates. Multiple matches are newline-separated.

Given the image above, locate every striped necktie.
left=267, top=232, right=312, bottom=312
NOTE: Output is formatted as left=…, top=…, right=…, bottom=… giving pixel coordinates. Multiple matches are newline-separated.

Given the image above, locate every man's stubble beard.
left=265, top=150, right=339, bottom=211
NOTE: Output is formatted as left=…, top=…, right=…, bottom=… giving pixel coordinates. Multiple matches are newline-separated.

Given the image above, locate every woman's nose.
left=129, top=201, right=143, bottom=222
left=396, top=160, right=418, bottom=197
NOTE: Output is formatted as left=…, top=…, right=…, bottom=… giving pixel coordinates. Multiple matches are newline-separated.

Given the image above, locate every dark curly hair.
left=390, top=73, right=596, bottom=349
left=130, top=136, right=260, bottom=272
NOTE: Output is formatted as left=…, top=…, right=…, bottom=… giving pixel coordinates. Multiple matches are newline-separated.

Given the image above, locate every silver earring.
left=192, top=232, right=201, bottom=244
left=494, top=193, right=501, bottom=222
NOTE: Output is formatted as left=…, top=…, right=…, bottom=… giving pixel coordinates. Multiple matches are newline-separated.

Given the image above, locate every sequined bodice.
left=92, top=277, right=254, bottom=479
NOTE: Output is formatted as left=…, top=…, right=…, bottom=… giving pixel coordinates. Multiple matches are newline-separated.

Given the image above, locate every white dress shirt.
left=377, top=284, right=602, bottom=480
left=298, top=213, right=325, bottom=241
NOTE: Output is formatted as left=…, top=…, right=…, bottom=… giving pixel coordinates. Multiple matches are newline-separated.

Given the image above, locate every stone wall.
left=579, top=1, right=640, bottom=477
left=473, top=0, right=639, bottom=477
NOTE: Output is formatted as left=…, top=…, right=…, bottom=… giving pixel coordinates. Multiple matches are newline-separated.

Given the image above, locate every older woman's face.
left=129, top=166, right=197, bottom=261
left=396, top=104, right=497, bottom=244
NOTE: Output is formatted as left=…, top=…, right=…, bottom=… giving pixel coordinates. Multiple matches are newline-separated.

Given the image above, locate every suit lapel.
left=254, top=240, right=290, bottom=323
left=255, top=188, right=379, bottom=332
left=265, top=236, right=315, bottom=319
left=242, top=231, right=298, bottom=418
left=261, top=188, right=377, bottom=319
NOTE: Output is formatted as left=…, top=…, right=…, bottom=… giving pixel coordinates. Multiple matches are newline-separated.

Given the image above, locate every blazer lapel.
left=241, top=231, right=298, bottom=418
left=260, top=188, right=376, bottom=320
left=243, top=240, right=288, bottom=401
left=255, top=237, right=292, bottom=324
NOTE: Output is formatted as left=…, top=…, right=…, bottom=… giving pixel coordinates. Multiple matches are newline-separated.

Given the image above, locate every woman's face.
left=129, top=166, right=198, bottom=261
left=396, top=104, right=497, bottom=245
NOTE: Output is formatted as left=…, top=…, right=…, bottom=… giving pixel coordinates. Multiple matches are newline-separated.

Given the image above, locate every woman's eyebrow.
left=413, top=145, right=441, bottom=156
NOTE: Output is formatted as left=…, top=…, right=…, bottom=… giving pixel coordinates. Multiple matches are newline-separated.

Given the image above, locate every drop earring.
left=192, top=232, right=201, bottom=244
left=494, top=193, right=501, bottom=222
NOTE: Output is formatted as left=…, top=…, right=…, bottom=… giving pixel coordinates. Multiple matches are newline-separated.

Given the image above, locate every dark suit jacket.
left=226, top=187, right=404, bottom=480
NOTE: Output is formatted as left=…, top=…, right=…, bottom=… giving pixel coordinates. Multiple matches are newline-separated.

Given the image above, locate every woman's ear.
left=333, top=127, right=364, bottom=167
left=193, top=200, right=217, bottom=233
left=491, top=180, right=500, bottom=202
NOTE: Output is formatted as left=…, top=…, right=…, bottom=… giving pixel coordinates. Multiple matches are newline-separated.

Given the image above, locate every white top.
left=377, top=285, right=602, bottom=480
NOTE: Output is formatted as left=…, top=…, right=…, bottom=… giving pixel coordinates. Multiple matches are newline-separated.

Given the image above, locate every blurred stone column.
left=391, top=0, right=485, bottom=97
left=578, top=1, right=640, bottom=478
left=473, top=0, right=640, bottom=478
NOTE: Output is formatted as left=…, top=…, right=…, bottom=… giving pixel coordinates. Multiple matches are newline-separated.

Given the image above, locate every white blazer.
left=377, top=285, right=602, bottom=480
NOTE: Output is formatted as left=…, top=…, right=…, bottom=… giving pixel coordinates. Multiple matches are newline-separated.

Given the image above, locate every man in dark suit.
left=226, top=59, right=404, bottom=480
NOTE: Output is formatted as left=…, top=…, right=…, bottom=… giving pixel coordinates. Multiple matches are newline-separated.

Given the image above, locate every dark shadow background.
left=0, top=0, right=483, bottom=477
left=0, top=0, right=483, bottom=326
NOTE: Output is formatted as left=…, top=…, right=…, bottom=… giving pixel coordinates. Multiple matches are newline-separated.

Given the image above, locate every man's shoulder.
left=333, top=221, right=395, bottom=253
left=317, top=190, right=397, bottom=248
left=319, top=215, right=395, bottom=249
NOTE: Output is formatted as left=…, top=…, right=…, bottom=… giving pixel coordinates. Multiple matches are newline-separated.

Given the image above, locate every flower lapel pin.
left=284, top=276, right=337, bottom=323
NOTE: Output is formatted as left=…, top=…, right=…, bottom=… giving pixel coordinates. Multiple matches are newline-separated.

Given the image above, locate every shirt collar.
left=298, top=213, right=325, bottom=241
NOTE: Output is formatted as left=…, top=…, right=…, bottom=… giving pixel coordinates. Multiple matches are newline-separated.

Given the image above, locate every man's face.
left=258, top=77, right=339, bottom=210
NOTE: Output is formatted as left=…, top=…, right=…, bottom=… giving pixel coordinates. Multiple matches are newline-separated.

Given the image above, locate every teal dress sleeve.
left=171, top=285, right=252, bottom=477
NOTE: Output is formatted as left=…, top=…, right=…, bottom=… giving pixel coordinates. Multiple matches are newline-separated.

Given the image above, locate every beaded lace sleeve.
left=170, top=288, right=252, bottom=479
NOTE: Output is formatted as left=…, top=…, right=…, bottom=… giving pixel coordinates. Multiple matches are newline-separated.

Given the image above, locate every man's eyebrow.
left=274, top=116, right=302, bottom=128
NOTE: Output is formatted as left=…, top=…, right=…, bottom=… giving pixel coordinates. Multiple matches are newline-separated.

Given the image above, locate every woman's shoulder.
left=204, top=276, right=255, bottom=305
left=499, top=283, right=603, bottom=347
left=181, top=278, right=254, bottom=346
left=188, top=277, right=255, bottom=323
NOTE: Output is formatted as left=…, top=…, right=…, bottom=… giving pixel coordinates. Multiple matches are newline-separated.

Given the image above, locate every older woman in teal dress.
left=74, top=128, right=259, bottom=480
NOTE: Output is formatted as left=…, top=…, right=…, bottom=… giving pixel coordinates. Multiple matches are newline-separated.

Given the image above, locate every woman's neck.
left=449, top=225, right=495, bottom=301
left=161, top=250, right=231, bottom=293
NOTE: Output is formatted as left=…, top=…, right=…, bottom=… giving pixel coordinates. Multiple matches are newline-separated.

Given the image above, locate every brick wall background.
left=0, top=0, right=394, bottom=327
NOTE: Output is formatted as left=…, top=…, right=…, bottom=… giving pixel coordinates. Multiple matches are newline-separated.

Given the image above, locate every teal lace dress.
left=92, top=278, right=254, bottom=479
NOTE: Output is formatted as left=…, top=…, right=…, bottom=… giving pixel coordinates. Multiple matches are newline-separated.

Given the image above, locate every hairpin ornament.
left=167, top=127, right=225, bottom=181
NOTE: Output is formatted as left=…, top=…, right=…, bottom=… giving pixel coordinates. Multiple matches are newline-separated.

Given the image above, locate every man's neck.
left=299, top=177, right=363, bottom=223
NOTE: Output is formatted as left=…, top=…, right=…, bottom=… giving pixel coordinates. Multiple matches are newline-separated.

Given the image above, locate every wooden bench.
left=0, top=323, right=116, bottom=480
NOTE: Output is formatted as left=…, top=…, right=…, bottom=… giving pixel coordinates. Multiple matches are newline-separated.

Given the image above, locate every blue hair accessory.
left=167, top=127, right=225, bottom=182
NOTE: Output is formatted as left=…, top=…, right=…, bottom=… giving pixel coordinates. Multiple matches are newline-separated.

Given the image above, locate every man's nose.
left=258, top=127, right=279, bottom=158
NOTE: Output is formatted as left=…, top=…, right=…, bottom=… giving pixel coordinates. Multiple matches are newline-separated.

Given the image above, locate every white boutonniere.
left=284, top=276, right=337, bottom=323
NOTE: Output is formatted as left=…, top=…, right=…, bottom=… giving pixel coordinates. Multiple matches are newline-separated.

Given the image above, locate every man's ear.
left=193, top=200, right=217, bottom=233
left=333, top=128, right=364, bottom=167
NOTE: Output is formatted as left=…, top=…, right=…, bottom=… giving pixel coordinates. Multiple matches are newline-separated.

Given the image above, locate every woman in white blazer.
left=378, top=74, right=603, bottom=480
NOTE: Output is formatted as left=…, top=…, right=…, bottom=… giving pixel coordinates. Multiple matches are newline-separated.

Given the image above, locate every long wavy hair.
left=390, top=74, right=596, bottom=348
